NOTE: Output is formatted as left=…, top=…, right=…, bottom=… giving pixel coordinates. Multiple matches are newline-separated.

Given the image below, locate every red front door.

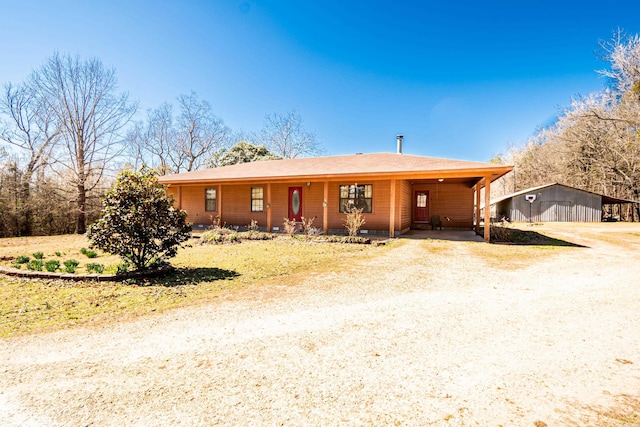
left=414, top=190, right=429, bottom=222
left=288, top=186, right=303, bottom=221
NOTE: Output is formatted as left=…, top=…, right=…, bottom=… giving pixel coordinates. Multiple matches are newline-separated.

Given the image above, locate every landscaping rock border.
left=0, top=264, right=174, bottom=282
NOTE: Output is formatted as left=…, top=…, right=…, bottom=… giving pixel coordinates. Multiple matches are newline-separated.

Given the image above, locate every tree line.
left=0, top=53, right=320, bottom=237
left=492, top=31, right=640, bottom=220
left=3, top=32, right=640, bottom=237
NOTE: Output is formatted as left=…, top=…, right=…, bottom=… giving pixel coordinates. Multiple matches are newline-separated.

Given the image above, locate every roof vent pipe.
left=396, top=134, right=403, bottom=154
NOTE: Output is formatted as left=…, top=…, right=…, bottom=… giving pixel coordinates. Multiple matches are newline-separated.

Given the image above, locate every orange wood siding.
left=178, top=185, right=219, bottom=226
left=412, top=183, right=474, bottom=228
left=399, top=180, right=412, bottom=230
left=263, top=183, right=320, bottom=230
left=220, top=184, right=267, bottom=228
left=168, top=177, right=475, bottom=233
left=325, top=180, right=392, bottom=231
left=301, top=183, right=325, bottom=226
left=268, top=184, right=288, bottom=230
left=166, top=187, right=179, bottom=207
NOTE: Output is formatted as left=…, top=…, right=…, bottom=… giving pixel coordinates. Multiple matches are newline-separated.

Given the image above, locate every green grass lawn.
left=0, top=235, right=388, bottom=337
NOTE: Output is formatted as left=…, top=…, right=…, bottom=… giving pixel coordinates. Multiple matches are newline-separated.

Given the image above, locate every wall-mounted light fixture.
left=266, top=202, right=271, bottom=209
left=438, top=178, right=444, bottom=182
left=307, top=182, right=311, bottom=187
left=322, top=200, right=327, bottom=207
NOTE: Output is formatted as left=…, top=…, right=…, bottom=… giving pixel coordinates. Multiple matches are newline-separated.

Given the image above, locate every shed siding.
left=504, top=184, right=602, bottom=222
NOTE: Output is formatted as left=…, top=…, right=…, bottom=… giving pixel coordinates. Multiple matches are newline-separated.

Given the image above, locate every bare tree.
left=128, top=92, right=229, bottom=174
left=173, top=92, right=229, bottom=172
left=33, top=53, right=136, bottom=234
left=493, top=32, right=640, bottom=215
left=598, top=30, right=640, bottom=101
left=127, top=102, right=175, bottom=173
left=259, top=110, right=321, bottom=158
left=0, top=82, right=60, bottom=235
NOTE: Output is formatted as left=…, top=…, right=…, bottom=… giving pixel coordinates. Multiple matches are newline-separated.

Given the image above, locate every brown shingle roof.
left=158, top=152, right=512, bottom=184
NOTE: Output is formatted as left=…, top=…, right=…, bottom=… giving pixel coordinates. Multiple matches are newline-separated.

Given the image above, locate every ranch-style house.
left=158, top=151, right=513, bottom=242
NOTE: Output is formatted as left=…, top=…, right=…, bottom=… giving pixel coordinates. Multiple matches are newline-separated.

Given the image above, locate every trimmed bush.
left=200, top=228, right=240, bottom=244
left=63, top=259, right=80, bottom=274
left=45, top=260, right=60, bottom=272
left=27, top=260, right=44, bottom=271
left=86, top=263, right=104, bottom=274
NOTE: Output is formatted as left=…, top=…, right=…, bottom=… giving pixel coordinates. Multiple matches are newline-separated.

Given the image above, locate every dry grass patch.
left=418, top=239, right=454, bottom=254
left=465, top=241, right=568, bottom=270
left=509, top=222, right=640, bottom=250
left=0, top=235, right=387, bottom=337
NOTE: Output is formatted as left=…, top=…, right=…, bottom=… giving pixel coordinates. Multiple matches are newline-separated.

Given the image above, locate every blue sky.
left=1, top=0, right=639, bottom=162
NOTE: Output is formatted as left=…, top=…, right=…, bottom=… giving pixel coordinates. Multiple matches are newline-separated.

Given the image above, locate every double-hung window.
left=205, top=188, right=217, bottom=211
left=339, top=184, right=372, bottom=213
left=251, top=187, right=264, bottom=212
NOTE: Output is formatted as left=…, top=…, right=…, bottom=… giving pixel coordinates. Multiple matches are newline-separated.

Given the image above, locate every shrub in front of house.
left=282, top=218, right=297, bottom=237
left=321, top=235, right=371, bottom=244
left=239, top=231, right=274, bottom=241
left=239, top=220, right=275, bottom=241
left=87, top=167, right=191, bottom=271
left=343, top=207, right=366, bottom=237
left=199, top=227, right=240, bottom=244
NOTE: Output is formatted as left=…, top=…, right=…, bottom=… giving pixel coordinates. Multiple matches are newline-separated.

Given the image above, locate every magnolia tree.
left=87, top=167, right=191, bottom=271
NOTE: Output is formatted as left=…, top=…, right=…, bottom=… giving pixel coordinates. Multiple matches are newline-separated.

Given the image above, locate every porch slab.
left=400, top=229, right=483, bottom=242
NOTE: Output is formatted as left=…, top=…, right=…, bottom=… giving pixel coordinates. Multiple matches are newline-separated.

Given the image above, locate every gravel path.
left=1, top=228, right=639, bottom=426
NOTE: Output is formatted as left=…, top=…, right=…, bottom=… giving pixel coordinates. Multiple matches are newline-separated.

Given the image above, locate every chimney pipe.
left=396, top=134, right=403, bottom=154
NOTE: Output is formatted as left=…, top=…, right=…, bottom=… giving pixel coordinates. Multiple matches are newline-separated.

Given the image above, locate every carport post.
left=484, top=176, right=491, bottom=242
left=475, top=184, right=481, bottom=235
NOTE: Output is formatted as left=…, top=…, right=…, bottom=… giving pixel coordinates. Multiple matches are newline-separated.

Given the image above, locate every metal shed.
left=490, top=183, right=639, bottom=222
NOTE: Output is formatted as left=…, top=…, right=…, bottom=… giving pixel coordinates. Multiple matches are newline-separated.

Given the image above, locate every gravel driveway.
left=1, top=226, right=639, bottom=426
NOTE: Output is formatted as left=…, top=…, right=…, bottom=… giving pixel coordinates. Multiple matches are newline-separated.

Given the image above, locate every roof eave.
left=159, top=166, right=514, bottom=186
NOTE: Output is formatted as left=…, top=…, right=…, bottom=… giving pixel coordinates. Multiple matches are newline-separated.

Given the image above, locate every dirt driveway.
left=1, top=224, right=639, bottom=426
